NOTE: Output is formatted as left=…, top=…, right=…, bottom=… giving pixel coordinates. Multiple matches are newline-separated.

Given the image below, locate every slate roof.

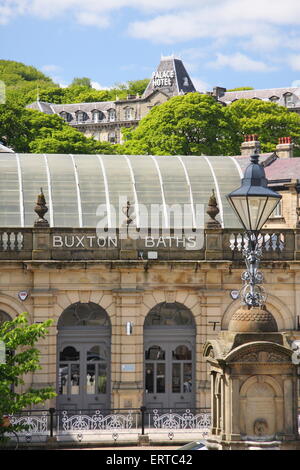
left=233, top=153, right=300, bottom=182
left=27, top=100, right=117, bottom=124
left=142, top=55, right=196, bottom=99
left=220, top=87, right=300, bottom=107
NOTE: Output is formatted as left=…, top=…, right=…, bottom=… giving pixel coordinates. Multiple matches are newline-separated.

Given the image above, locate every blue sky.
left=2, top=0, right=300, bottom=92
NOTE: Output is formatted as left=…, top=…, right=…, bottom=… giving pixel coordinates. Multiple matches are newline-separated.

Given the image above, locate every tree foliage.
left=225, top=99, right=300, bottom=154
left=227, top=87, right=254, bottom=91
left=0, top=313, right=56, bottom=439
left=119, top=93, right=240, bottom=155
left=0, top=105, right=117, bottom=154
left=71, top=77, right=92, bottom=88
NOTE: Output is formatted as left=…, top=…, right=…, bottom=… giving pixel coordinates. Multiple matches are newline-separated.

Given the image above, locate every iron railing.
left=6, top=407, right=212, bottom=445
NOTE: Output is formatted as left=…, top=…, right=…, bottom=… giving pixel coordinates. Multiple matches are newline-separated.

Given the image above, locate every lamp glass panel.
left=228, top=196, right=251, bottom=231
left=247, top=196, right=269, bottom=231
left=229, top=195, right=280, bottom=231
left=255, top=197, right=280, bottom=229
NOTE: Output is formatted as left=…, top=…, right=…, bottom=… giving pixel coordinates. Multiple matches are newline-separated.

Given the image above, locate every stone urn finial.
left=34, top=187, right=49, bottom=227
left=206, top=189, right=221, bottom=228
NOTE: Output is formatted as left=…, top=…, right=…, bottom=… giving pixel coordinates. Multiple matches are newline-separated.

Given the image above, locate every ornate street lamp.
left=227, top=154, right=281, bottom=308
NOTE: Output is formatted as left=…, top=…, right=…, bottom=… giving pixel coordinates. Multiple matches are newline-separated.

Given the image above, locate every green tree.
left=227, top=87, right=254, bottom=91
left=71, top=77, right=92, bottom=88
left=0, top=313, right=55, bottom=441
left=225, top=99, right=300, bottom=155
left=0, top=104, right=116, bottom=154
left=119, top=93, right=240, bottom=155
left=29, top=126, right=117, bottom=154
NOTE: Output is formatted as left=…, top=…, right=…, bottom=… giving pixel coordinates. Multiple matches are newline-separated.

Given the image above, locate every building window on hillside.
left=124, top=107, right=134, bottom=121
left=92, top=110, right=104, bottom=123
left=108, top=109, right=116, bottom=122
left=60, top=111, right=72, bottom=122
left=269, top=200, right=283, bottom=219
left=285, top=93, right=294, bottom=107
left=76, top=111, right=87, bottom=123
left=269, top=96, right=279, bottom=103
left=108, top=131, right=117, bottom=143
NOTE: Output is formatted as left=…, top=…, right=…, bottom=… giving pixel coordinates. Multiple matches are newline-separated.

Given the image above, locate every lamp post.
left=226, top=153, right=281, bottom=308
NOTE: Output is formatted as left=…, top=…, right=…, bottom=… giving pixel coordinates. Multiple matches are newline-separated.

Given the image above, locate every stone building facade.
left=26, top=56, right=196, bottom=145
left=0, top=147, right=299, bottom=414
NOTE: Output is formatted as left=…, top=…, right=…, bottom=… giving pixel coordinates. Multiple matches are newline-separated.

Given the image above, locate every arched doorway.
left=0, top=310, right=12, bottom=323
left=144, top=302, right=196, bottom=410
left=57, top=302, right=111, bottom=411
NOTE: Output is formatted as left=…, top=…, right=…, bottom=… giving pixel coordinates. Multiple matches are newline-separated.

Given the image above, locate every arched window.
left=107, top=109, right=116, bottom=122
left=124, top=107, right=134, bottom=120
left=284, top=93, right=294, bottom=107
left=57, top=302, right=110, bottom=329
left=269, top=96, right=279, bottom=103
left=60, top=111, right=72, bottom=122
left=144, top=302, right=195, bottom=327
left=57, top=302, right=111, bottom=410
left=144, top=303, right=195, bottom=409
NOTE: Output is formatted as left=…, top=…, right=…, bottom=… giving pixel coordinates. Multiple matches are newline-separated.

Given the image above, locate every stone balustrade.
left=0, top=227, right=298, bottom=262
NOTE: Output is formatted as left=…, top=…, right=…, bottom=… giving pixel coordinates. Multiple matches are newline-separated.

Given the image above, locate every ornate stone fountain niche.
left=204, top=306, right=300, bottom=450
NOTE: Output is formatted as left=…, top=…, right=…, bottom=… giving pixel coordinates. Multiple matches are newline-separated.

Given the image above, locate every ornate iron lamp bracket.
left=240, top=233, right=266, bottom=308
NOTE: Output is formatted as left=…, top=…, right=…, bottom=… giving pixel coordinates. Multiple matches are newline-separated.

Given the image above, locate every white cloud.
left=207, top=52, right=272, bottom=72
left=41, top=64, right=62, bottom=73
left=190, top=76, right=210, bottom=92
left=75, top=11, right=110, bottom=27
left=91, top=80, right=111, bottom=90
left=287, top=55, right=300, bottom=71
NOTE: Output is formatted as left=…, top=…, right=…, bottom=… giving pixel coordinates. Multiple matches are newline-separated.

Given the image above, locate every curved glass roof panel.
left=155, top=156, right=192, bottom=229
left=101, top=154, right=135, bottom=228
left=129, top=156, right=165, bottom=229
left=19, top=154, right=49, bottom=227
left=0, top=153, right=20, bottom=226
left=0, top=153, right=244, bottom=228
left=204, top=156, right=241, bottom=228
left=73, top=155, right=106, bottom=227
left=46, top=154, right=79, bottom=227
left=182, top=156, right=219, bottom=228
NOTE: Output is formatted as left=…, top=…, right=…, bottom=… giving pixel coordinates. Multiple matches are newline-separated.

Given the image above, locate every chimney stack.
left=276, top=137, right=294, bottom=159
left=212, top=87, right=227, bottom=99
left=240, top=134, right=261, bottom=156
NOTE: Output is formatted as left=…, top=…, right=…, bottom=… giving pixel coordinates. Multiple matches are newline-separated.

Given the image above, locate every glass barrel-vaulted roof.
left=0, top=153, right=244, bottom=228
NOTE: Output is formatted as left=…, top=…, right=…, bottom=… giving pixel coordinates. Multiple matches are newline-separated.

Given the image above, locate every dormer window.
left=92, top=110, right=104, bottom=123
left=269, top=96, right=279, bottom=103
left=107, top=109, right=116, bottom=122
left=60, top=111, right=72, bottom=122
left=76, top=111, right=87, bottom=123
left=124, top=107, right=134, bottom=121
left=284, top=93, right=294, bottom=107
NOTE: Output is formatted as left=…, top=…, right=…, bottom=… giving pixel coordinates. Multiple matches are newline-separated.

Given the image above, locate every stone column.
left=283, top=377, right=294, bottom=435
left=32, top=228, right=51, bottom=260
left=231, top=377, right=240, bottom=437
left=28, top=266, right=57, bottom=408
